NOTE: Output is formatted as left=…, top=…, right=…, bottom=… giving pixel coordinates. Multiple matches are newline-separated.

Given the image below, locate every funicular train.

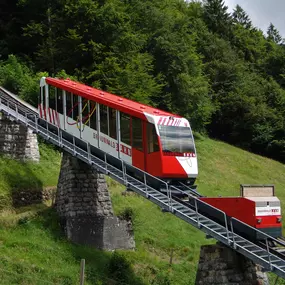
left=38, top=77, right=282, bottom=241
left=39, top=77, right=198, bottom=188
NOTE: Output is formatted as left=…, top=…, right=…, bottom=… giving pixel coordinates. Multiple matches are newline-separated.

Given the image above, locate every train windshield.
left=158, top=125, right=195, bottom=154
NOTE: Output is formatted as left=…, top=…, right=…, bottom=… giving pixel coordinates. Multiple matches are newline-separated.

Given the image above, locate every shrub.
left=108, top=251, right=131, bottom=283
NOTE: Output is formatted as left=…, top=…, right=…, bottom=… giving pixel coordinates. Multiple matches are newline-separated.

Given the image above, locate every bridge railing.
left=1, top=89, right=285, bottom=277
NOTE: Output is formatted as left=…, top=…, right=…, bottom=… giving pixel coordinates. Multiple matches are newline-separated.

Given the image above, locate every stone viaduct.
left=0, top=112, right=270, bottom=284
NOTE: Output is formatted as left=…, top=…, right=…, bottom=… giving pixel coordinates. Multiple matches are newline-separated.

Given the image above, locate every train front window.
left=158, top=125, right=195, bottom=154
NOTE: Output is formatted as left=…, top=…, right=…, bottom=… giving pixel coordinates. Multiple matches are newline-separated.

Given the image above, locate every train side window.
left=73, top=94, right=78, bottom=120
left=66, top=92, right=72, bottom=118
left=132, top=117, right=143, bottom=151
left=57, top=89, right=63, bottom=114
left=109, top=107, right=116, bottom=139
left=82, top=100, right=89, bottom=127
left=49, top=86, right=56, bottom=110
left=147, top=123, right=159, bottom=153
left=90, top=101, right=97, bottom=130
left=100, top=105, right=108, bottom=134
left=120, top=113, right=131, bottom=145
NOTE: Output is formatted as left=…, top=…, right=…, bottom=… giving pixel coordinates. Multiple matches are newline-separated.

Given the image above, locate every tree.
left=267, top=23, right=283, bottom=44
left=232, top=4, right=252, bottom=29
left=202, top=0, right=232, bottom=38
left=0, top=55, right=47, bottom=106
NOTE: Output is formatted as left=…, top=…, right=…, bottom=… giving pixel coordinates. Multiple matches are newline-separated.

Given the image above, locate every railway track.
left=0, top=87, right=38, bottom=118
left=2, top=85, right=285, bottom=279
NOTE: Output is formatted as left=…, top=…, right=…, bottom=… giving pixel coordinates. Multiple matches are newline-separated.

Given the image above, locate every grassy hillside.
left=0, top=137, right=284, bottom=284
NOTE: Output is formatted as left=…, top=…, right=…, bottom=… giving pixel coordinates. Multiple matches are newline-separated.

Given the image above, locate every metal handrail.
left=0, top=92, right=282, bottom=246
left=2, top=89, right=285, bottom=278
left=169, top=184, right=231, bottom=243
left=231, top=217, right=285, bottom=248
left=0, top=94, right=264, bottom=247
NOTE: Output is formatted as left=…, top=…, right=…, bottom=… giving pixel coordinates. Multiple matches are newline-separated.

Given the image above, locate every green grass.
left=0, top=142, right=61, bottom=211
left=0, top=136, right=284, bottom=284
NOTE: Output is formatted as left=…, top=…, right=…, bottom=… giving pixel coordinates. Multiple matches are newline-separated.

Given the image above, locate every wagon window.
left=147, top=123, right=159, bottom=153
left=73, top=94, right=78, bottom=120
left=49, top=86, right=56, bottom=110
left=66, top=92, right=72, bottom=118
left=100, top=105, right=108, bottom=134
left=132, top=117, right=143, bottom=151
left=57, top=89, right=63, bottom=114
left=82, top=100, right=89, bottom=126
left=109, top=107, right=117, bottom=139
left=120, top=113, right=131, bottom=145
left=89, top=101, right=97, bottom=130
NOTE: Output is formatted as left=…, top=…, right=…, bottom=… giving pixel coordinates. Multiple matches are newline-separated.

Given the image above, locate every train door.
left=131, top=117, right=145, bottom=171
left=145, top=122, right=161, bottom=177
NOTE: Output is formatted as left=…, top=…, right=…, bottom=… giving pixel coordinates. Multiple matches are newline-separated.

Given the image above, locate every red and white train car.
left=39, top=77, right=198, bottom=186
left=198, top=185, right=282, bottom=239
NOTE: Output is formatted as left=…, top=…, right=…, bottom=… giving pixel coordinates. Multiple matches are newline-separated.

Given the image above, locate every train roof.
left=45, top=77, right=181, bottom=120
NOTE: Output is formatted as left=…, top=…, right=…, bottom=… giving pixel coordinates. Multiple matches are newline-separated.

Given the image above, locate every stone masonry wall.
left=195, top=243, right=269, bottom=285
left=56, top=152, right=135, bottom=250
left=56, top=152, right=114, bottom=218
left=0, top=113, right=39, bottom=162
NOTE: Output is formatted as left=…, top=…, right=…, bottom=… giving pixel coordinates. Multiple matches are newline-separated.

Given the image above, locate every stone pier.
left=195, top=243, right=269, bottom=285
left=56, top=152, right=135, bottom=250
left=0, top=113, right=39, bottom=162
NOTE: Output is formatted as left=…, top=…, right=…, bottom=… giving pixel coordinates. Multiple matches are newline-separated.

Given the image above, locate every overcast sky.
left=223, top=0, right=285, bottom=37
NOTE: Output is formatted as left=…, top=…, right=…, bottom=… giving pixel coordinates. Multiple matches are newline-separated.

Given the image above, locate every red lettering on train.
left=93, top=133, right=131, bottom=156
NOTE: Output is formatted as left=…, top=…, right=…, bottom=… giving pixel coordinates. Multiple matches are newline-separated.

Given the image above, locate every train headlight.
left=256, top=218, right=262, bottom=224
left=277, top=217, right=282, bottom=223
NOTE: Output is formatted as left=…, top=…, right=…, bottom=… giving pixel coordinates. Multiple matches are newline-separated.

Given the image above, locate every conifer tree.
left=232, top=4, right=252, bottom=29
left=202, top=0, right=232, bottom=37
left=267, top=23, right=283, bottom=44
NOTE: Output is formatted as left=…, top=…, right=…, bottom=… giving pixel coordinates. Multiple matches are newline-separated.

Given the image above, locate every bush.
left=108, top=251, right=131, bottom=283
left=118, top=207, right=135, bottom=222
left=0, top=55, right=47, bottom=106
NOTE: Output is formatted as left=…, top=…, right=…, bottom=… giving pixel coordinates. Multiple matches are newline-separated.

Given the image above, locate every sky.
left=223, top=0, right=285, bottom=37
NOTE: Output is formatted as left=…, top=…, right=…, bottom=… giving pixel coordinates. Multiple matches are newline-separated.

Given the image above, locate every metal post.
left=266, top=238, right=272, bottom=270
left=230, top=218, right=235, bottom=248
left=73, top=136, right=76, bottom=156
left=223, top=213, right=230, bottom=244
left=96, top=103, right=100, bottom=148
left=104, top=153, right=107, bottom=173
left=79, top=96, right=82, bottom=139
left=25, top=110, right=28, bottom=126
left=169, top=183, right=172, bottom=210
left=166, top=183, right=170, bottom=208
left=87, top=142, right=91, bottom=164
left=194, top=199, right=200, bottom=227
left=35, top=114, right=38, bottom=133
left=45, top=84, right=49, bottom=122
left=144, top=173, right=147, bottom=195
left=63, top=90, right=66, bottom=130
left=59, top=129, right=62, bottom=147
left=116, top=110, right=121, bottom=159
left=80, top=259, right=85, bottom=285
left=122, top=161, right=126, bottom=183
left=124, top=165, right=127, bottom=184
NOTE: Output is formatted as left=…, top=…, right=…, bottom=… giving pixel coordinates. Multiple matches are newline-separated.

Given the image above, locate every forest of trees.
left=0, top=0, right=284, bottom=163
